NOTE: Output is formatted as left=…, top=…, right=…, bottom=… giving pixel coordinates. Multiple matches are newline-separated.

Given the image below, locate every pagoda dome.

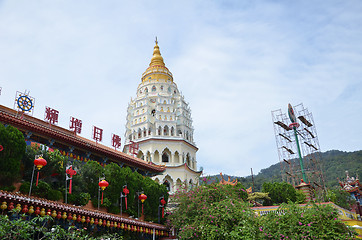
left=141, top=39, right=173, bottom=83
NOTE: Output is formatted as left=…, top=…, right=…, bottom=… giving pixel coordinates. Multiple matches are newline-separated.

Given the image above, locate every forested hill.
left=203, top=150, right=362, bottom=191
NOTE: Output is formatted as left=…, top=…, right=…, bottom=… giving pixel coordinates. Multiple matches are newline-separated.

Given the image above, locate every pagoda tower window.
left=162, top=153, right=169, bottom=163
left=145, top=87, right=148, bottom=93
left=158, top=126, right=162, bottom=135
left=171, top=127, right=175, bottom=136
left=148, top=128, right=152, bottom=135
left=151, top=109, right=156, bottom=116
left=168, top=87, right=171, bottom=92
left=143, top=128, right=147, bottom=137
left=161, top=85, right=164, bottom=90
left=161, top=107, right=164, bottom=112
left=138, top=129, right=142, bottom=138
left=164, top=126, right=169, bottom=136
left=152, top=86, right=156, bottom=92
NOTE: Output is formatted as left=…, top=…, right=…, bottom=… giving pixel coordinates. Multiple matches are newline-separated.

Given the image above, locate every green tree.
left=0, top=124, right=26, bottom=186
left=262, top=181, right=297, bottom=205
left=324, top=187, right=355, bottom=210
left=259, top=202, right=357, bottom=239
left=167, top=183, right=259, bottom=239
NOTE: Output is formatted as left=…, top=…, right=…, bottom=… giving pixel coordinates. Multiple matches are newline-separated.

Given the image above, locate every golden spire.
left=141, top=38, right=173, bottom=83
left=149, top=37, right=165, bottom=67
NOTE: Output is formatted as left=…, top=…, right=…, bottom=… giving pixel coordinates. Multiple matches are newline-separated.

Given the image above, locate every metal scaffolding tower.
left=272, top=103, right=325, bottom=195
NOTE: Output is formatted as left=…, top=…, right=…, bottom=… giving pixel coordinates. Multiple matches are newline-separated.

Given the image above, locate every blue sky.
left=1, top=1, right=361, bottom=177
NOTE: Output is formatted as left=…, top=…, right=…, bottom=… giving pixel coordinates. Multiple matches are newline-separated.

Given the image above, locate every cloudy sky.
left=1, top=1, right=361, bottom=177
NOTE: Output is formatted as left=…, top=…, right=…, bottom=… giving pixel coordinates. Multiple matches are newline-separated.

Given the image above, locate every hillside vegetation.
left=204, top=150, right=362, bottom=191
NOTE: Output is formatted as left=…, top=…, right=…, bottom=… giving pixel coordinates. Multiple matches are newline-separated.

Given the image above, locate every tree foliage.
left=167, top=183, right=257, bottom=239
left=259, top=202, right=357, bottom=239
left=262, top=182, right=297, bottom=205
left=167, top=183, right=357, bottom=240
left=0, top=124, right=26, bottom=185
left=0, top=211, right=123, bottom=240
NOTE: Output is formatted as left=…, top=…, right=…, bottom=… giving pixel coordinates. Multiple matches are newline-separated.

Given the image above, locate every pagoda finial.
left=149, top=38, right=165, bottom=67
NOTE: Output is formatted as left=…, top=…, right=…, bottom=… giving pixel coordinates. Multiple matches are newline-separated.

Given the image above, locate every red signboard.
left=112, top=134, right=122, bottom=150
left=93, top=126, right=103, bottom=142
left=69, top=117, right=82, bottom=134
left=44, top=106, right=59, bottom=125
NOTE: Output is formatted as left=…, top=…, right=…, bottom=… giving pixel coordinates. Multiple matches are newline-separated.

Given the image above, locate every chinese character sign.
left=112, top=134, right=121, bottom=150
left=93, top=126, right=103, bottom=142
left=129, top=141, right=139, bottom=156
left=69, top=117, right=82, bottom=134
left=44, top=106, right=59, bottom=125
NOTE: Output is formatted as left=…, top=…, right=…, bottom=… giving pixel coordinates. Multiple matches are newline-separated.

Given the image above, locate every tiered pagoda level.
left=124, top=40, right=201, bottom=192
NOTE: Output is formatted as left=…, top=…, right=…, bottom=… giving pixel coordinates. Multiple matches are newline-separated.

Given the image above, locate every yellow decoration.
left=90, top=218, right=94, bottom=224
left=40, top=208, right=46, bottom=216
left=62, top=212, right=67, bottom=219
left=128, top=225, right=131, bottom=231
left=72, top=214, right=77, bottom=221
left=121, top=223, right=124, bottom=229
left=28, top=206, right=34, bottom=214
left=51, top=210, right=57, bottom=218
left=1, top=202, right=7, bottom=210
left=81, top=216, right=86, bottom=223
left=15, top=204, right=21, bottom=212
left=98, top=219, right=102, bottom=226
left=106, top=221, right=110, bottom=227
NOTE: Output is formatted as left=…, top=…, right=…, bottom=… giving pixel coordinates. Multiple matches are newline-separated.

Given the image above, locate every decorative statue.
left=219, top=172, right=238, bottom=186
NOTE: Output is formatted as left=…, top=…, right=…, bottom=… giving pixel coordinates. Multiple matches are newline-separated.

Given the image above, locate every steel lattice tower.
left=272, top=103, right=325, bottom=196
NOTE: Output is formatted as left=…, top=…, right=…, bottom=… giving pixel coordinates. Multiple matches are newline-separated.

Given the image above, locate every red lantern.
left=123, top=185, right=129, bottom=209
left=66, top=166, right=77, bottom=194
left=138, top=194, right=147, bottom=215
left=98, top=180, right=109, bottom=204
left=0, top=145, right=3, bottom=151
left=34, top=157, right=47, bottom=186
left=160, top=197, right=166, bottom=218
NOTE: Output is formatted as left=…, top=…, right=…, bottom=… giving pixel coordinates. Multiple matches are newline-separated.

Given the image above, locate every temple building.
left=123, top=40, right=202, bottom=192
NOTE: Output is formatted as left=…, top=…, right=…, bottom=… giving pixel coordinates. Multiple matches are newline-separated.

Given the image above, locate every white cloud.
left=0, top=0, right=361, bottom=177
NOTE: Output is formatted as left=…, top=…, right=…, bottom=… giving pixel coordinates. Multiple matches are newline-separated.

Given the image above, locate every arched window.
left=163, top=180, right=170, bottom=191
left=168, top=87, right=171, bottom=92
left=167, top=107, right=170, bottom=112
left=143, top=128, right=146, bottom=137
left=186, top=131, right=189, bottom=140
left=158, top=126, right=162, bottom=135
left=164, top=126, right=169, bottom=136
left=151, top=109, right=156, bottom=116
left=152, top=86, right=156, bottom=92
left=171, top=127, right=175, bottom=136
left=161, top=107, right=164, bottom=112
left=163, top=100, right=167, bottom=104
left=162, top=153, right=169, bottom=163
left=138, top=129, right=142, bottom=138
left=161, top=85, right=164, bottom=90
left=136, top=110, right=139, bottom=115
left=148, top=128, right=151, bottom=135
left=145, top=87, right=148, bottom=93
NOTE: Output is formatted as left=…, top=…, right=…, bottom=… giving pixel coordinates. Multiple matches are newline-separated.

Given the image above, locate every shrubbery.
left=168, top=183, right=357, bottom=240
left=0, top=211, right=123, bottom=240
